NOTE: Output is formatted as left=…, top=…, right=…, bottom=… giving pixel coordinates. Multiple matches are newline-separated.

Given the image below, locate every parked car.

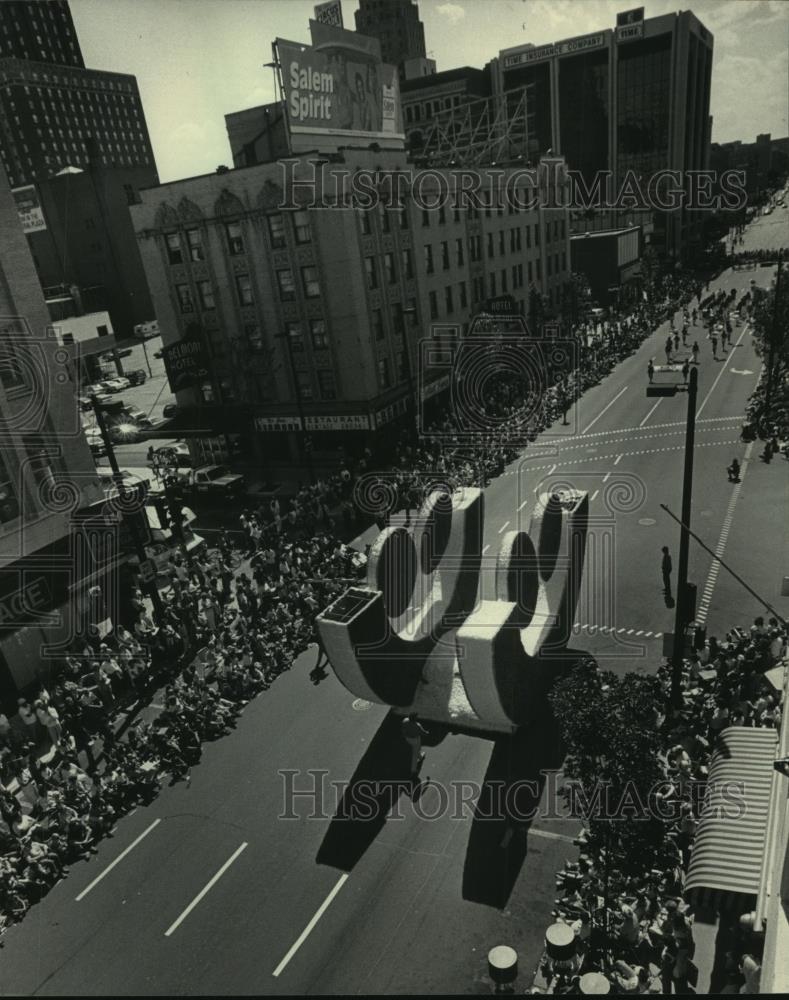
left=162, top=402, right=179, bottom=419
left=153, top=442, right=191, bottom=467
left=124, top=405, right=153, bottom=428
left=177, top=464, right=245, bottom=499
left=102, top=376, right=131, bottom=393
left=127, top=369, right=147, bottom=386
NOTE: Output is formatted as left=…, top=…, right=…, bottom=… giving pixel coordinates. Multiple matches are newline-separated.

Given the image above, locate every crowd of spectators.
left=540, top=614, right=786, bottom=995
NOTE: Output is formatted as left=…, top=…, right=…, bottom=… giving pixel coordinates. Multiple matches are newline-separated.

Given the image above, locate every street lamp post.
left=277, top=330, right=315, bottom=485
left=91, top=395, right=164, bottom=622
left=670, top=365, right=698, bottom=708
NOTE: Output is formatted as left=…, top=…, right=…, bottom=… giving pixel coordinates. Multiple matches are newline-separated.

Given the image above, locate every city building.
left=0, top=0, right=157, bottom=187
left=493, top=8, right=714, bottom=260
left=355, top=0, right=427, bottom=79
left=0, top=163, right=106, bottom=700
left=225, top=103, right=290, bottom=170
left=0, top=0, right=84, bottom=68
left=401, top=66, right=492, bottom=157
left=569, top=226, right=642, bottom=309
left=710, top=132, right=789, bottom=202
left=130, top=150, right=570, bottom=472
left=22, top=145, right=156, bottom=340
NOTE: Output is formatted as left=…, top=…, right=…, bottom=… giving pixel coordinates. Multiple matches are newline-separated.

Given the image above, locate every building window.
left=459, top=281, right=467, bottom=308
left=536, top=259, right=542, bottom=280
left=438, top=204, right=446, bottom=225
left=534, top=223, right=540, bottom=247
left=301, top=266, right=320, bottom=298
left=398, top=206, right=409, bottom=230
left=498, top=230, right=505, bottom=256
left=175, top=283, right=194, bottom=313
left=527, top=260, right=533, bottom=283
left=379, top=203, right=390, bottom=233
left=277, top=269, right=295, bottom=301
left=490, top=272, right=496, bottom=296
left=401, top=248, right=413, bottom=279
left=372, top=309, right=385, bottom=340
left=377, top=358, right=390, bottom=389
left=310, top=318, right=329, bottom=350
left=456, top=238, right=464, bottom=266
left=296, top=371, right=313, bottom=400
left=384, top=252, right=396, bottom=284
left=422, top=208, right=430, bottom=227
left=165, top=232, right=182, bottom=265
left=226, top=221, right=245, bottom=255
left=197, top=280, right=215, bottom=310
left=487, top=232, right=494, bottom=258
left=445, top=285, right=454, bottom=314
left=317, top=370, right=336, bottom=399
left=424, top=244, right=433, bottom=274
left=441, top=240, right=450, bottom=270
left=235, top=274, right=254, bottom=306
left=429, top=290, right=438, bottom=321
left=244, top=323, right=264, bottom=350
left=286, top=321, right=304, bottom=352
left=186, top=228, right=204, bottom=262
left=364, top=257, right=378, bottom=290
left=293, top=209, right=311, bottom=244
left=358, top=208, right=372, bottom=235
left=268, top=214, right=285, bottom=248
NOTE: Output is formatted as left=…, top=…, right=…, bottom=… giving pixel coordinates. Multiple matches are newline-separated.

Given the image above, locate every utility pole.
left=670, top=365, right=698, bottom=708
left=278, top=330, right=315, bottom=485
left=92, top=395, right=164, bottom=622
left=763, top=252, right=783, bottom=430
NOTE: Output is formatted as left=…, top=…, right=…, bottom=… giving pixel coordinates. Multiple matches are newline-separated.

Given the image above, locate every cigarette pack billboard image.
left=277, top=20, right=404, bottom=152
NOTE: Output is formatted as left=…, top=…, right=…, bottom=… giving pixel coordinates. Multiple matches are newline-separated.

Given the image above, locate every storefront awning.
left=685, top=726, right=779, bottom=906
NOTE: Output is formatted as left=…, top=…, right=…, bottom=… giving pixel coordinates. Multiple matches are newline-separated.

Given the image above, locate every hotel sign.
left=502, top=32, right=605, bottom=68
left=314, top=1, right=343, bottom=28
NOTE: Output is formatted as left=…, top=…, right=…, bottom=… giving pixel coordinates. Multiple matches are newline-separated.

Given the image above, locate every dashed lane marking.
left=272, top=873, right=350, bottom=977
left=498, top=520, right=510, bottom=533
left=640, top=399, right=663, bottom=427
left=581, top=385, right=629, bottom=435
left=76, top=819, right=162, bottom=901
left=165, top=841, right=248, bottom=938
left=695, top=439, right=754, bottom=626
left=572, top=623, right=662, bottom=639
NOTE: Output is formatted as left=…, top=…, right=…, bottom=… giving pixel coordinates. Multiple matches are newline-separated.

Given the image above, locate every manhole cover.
left=352, top=698, right=373, bottom=712
left=638, top=517, right=657, bottom=526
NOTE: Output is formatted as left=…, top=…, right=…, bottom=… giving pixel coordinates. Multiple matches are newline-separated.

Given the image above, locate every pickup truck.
left=177, top=464, right=245, bottom=498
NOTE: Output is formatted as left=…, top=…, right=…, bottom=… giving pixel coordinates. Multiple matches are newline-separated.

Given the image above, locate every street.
left=0, top=260, right=785, bottom=994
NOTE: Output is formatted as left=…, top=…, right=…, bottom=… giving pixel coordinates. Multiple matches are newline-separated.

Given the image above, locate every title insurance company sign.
left=502, top=32, right=606, bottom=69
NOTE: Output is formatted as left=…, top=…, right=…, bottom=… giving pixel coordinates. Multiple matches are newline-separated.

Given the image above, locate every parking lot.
left=83, top=334, right=179, bottom=469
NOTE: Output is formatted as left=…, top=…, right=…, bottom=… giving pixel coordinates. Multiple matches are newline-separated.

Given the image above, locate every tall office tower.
left=0, top=1, right=157, bottom=187
left=355, top=0, right=426, bottom=73
left=496, top=9, right=714, bottom=260
left=0, top=0, right=84, bottom=67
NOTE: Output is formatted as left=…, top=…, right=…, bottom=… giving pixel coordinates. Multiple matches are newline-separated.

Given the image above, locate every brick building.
left=130, top=149, right=570, bottom=470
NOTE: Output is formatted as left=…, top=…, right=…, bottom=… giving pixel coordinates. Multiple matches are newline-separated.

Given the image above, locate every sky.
left=69, top=0, right=789, bottom=184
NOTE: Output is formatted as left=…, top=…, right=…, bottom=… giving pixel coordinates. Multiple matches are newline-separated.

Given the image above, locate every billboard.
left=12, top=185, right=47, bottom=233
left=314, top=1, right=343, bottom=28
left=277, top=20, right=404, bottom=152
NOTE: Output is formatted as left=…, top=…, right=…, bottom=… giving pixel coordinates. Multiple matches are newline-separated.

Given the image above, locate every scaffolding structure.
left=410, top=86, right=537, bottom=167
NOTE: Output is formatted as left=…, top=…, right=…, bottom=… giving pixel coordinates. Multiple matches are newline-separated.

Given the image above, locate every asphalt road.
left=2, top=256, right=786, bottom=992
